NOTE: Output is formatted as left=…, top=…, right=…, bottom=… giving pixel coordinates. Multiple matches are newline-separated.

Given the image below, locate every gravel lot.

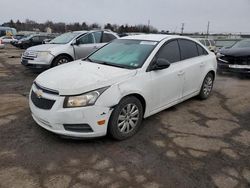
left=0, top=45, right=250, bottom=188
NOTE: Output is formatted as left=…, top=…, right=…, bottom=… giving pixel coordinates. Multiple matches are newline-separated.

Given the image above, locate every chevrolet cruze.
left=29, top=34, right=217, bottom=140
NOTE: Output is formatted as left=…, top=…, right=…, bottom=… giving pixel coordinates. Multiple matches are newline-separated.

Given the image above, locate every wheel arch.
left=51, top=53, right=74, bottom=67
left=208, top=70, right=216, bottom=80
left=119, top=93, right=146, bottom=116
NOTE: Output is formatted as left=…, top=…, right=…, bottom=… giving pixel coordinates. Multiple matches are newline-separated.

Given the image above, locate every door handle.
left=93, top=46, right=99, bottom=49
left=178, top=70, right=185, bottom=76
left=200, top=62, right=205, bottom=67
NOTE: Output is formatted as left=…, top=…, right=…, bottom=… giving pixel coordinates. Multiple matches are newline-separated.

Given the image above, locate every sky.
left=1, top=0, right=250, bottom=33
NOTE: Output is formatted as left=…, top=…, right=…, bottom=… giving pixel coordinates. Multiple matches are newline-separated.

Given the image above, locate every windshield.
left=87, top=39, right=157, bottom=69
left=232, top=40, right=250, bottom=49
left=49, top=32, right=80, bottom=44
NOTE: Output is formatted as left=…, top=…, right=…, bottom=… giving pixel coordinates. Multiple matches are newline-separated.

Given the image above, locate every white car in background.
left=21, top=30, right=119, bottom=69
left=29, top=34, right=217, bottom=140
left=0, top=36, right=17, bottom=43
left=197, top=38, right=217, bottom=53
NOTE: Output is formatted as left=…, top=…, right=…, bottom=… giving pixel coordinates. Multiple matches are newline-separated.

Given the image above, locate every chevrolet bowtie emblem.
left=35, top=89, right=43, bottom=98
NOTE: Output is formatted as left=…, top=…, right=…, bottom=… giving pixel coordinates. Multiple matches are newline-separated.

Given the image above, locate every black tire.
left=198, top=72, right=214, bottom=100
left=51, top=55, right=71, bottom=67
left=108, top=96, right=143, bottom=140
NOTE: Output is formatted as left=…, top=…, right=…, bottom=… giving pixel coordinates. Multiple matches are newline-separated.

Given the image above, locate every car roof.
left=119, top=34, right=202, bottom=42
left=120, top=34, right=176, bottom=41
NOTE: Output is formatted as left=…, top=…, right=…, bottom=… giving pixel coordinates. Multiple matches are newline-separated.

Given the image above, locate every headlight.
left=63, top=87, right=109, bottom=108
left=216, top=52, right=228, bottom=63
left=37, top=51, right=51, bottom=58
left=216, top=52, right=224, bottom=58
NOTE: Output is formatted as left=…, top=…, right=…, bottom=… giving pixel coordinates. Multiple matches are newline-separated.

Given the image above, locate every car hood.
left=27, top=44, right=60, bottom=51
left=220, top=47, right=250, bottom=57
left=35, top=60, right=137, bottom=95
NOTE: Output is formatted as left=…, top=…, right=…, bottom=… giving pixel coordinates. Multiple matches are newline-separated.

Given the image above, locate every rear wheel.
left=108, top=96, right=143, bottom=140
left=52, top=55, right=71, bottom=67
left=198, top=72, right=214, bottom=99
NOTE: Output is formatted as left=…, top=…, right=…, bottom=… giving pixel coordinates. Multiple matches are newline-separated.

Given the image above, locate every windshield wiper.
left=94, top=61, right=133, bottom=69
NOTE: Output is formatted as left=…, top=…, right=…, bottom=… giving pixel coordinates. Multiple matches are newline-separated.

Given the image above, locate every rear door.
left=178, top=39, right=206, bottom=98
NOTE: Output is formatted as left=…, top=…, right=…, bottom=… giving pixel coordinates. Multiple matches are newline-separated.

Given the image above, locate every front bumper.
left=217, top=61, right=250, bottom=74
left=29, top=85, right=113, bottom=138
left=21, top=53, right=54, bottom=69
left=21, top=59, right=51, bottom=69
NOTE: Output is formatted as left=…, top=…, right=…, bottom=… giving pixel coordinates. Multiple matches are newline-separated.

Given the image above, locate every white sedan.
left=29, top=34, right=217, bottom=140
left=0, top=36, right=17, bottom=43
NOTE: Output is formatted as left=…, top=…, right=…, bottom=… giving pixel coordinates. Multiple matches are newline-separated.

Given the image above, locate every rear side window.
left=32, top=36, right=40, bottom=42
left=40, top=36, right=47, bottom=40
left=156, top=40, right=181, bottom=63
left=197, top=44, right=208, bottom=56
left=178, top=39, right=199, bottom=60
left=102, top=33, right=116, bottom=43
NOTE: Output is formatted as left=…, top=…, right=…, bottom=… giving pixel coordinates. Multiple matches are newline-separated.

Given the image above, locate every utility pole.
left=148, top=19, right=150, bottom=33
left=206, top=21, right=210, bottom=38
left=181, top=23, right=185, bottom=35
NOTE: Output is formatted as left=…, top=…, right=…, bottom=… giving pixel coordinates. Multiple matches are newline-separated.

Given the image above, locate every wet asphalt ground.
left=0, top=45, right=250, bottom=188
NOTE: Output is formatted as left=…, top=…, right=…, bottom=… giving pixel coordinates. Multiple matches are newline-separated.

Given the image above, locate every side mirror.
left=151, top=58, right=171, bottom=71
left=71, top=39, right=79, bottom=46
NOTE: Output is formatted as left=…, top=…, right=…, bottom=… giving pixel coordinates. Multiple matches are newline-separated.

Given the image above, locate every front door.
left=149, top=40, right=184, bottom=111
left=73, top=33, right=96, bottom=59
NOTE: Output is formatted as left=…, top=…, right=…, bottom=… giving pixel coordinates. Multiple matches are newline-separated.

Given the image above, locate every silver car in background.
left=21, top=30, right=119, bottom=69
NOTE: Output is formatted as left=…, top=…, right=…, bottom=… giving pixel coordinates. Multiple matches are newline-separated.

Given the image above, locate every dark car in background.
left=15, top=34, right=55, bottom=49
left=217, top=39, right=250, bottom=75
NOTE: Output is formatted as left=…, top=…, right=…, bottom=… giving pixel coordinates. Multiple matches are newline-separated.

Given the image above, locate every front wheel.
left=52, top=55, right=71, bottom=67
left=108, top=96, right=143, bottom=140
left=198, top=72, right=214, bottom=99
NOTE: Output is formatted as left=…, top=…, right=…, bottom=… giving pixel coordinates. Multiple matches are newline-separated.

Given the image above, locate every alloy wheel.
left=117, top=103, right=139, bottom=134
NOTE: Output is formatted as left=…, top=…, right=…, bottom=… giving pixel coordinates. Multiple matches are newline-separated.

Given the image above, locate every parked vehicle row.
left=21, top=30, right=119, bottom=69
left=29, top=34, right=217, bottom=140
left=13, top=34, right=56, bottom=49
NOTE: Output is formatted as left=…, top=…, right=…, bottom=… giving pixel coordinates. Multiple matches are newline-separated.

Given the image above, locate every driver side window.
left=78, top=33, right=94, bottom=44
left=156, top=40, right=181, bottom=63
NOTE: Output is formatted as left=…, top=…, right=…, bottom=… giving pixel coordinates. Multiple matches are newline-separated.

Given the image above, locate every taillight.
left=0, top=40, right=2, bottom=44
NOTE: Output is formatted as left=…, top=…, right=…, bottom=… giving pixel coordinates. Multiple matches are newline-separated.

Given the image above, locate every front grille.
left=31, top=90, right=55, bottom=110
left=63, top=124, right=93, bottom=133
left=221, top=55, right=250, bottom=65
left=34, top=82, right=59, bottom=95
